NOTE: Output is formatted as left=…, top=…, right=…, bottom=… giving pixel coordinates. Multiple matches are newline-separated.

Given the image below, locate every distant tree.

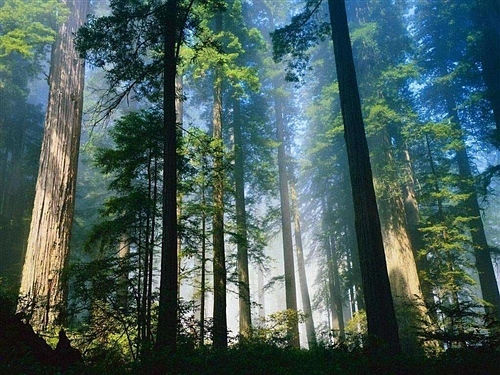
left=273, top=0, right=401, bottom=353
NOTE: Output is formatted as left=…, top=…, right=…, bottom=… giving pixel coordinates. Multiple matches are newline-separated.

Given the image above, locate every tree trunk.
left=257, top=267, right=265, bottom=323
left=18, top=0, right=88, bottom=331
left=274, top=93, right=300, bottom=348
left=448, top=102, right=500, bottom=320
left=445, top=98, right=500, bottom=319
left=232, top=98, right=252, bottom=338
left=212, top=12, right=227, bottom=349
left=327, top=0, right=400, bottom=353
left=118, top=234, right=130, bottom=313
left=397, top=143, right=437, bottom=321
left=157, top=0, right=178, bottom=352
left=176, top=75, right=183, bottom=301
left=327, top=236, right=345, bottom=340
left=200, top=180, right=207, bottom=346
left=289, top=179, right=316, bottom=347
left=371, top=131, right=428, bottom=352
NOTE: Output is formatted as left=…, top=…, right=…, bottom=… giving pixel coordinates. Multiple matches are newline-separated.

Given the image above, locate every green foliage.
left=0, top=0, right=66, bottom=82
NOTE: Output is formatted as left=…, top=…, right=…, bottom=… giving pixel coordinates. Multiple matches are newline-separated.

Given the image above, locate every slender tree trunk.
left=176, top=76, right=183, bottom=301
left=327, top=0, right=400, bottom=353
left=200, top=180, right=207, bottom=346
left=212, top=12, right=227, bottom=349
left=274, top=93, right=300, bottom=348
left=118, top=234, right=130, bottom=312
left=257, top=267, right=265, bottom=322
left=328, top=236, right=345, bottom=340
left=157, top=0, right=178, bottom=352
left=232, top=98, right=252, bottom=338
left=289, top=179, right=316, bottom=347
left=147, top=157, right=158, bottom=341
left=18, top=0, right=88, bottom=331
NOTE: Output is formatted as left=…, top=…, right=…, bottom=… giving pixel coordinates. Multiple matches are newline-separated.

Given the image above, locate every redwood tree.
left=18, top=0, right=89, bottom=331
left=326, top=0, right=401, bottom=353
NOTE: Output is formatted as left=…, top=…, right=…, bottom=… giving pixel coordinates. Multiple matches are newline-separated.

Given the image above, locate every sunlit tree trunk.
left=212, top=12, right=227, bottom=349
left=289, top=179, right=316, bottom=347
left=233, top=98, right=252, bottom=338
left=274, top=92, right=300, bottom=348
left=18, top=0, right=88, bottom=331
left=118, top=234, right=130, bottom=312
left=157, top=0, right=178, bottom=352
left=397, top=142, right=436, bottom=320
left=327, top=0, right=400, bottom=353
left=372, top=131, right=428, bottom=352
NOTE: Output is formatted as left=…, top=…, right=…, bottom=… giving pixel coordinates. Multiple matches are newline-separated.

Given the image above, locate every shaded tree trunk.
left=447, top=99, right=500, bottom=320
left=289, top=179, right=316, bottom=347
left=157, top=0, right=178, bottom=352
left=176, top=76, right=183, bottom=301
left=212, top=12, right=227, bottom=349
left=18, top=0, right=88, bottom=331
left=233, top=98, right=252, bottom=338
left=274, top=93, right=300, bottom=348
left=199, top=180, right=207, bottom=346
left=327, top=0, right=400, bottom=353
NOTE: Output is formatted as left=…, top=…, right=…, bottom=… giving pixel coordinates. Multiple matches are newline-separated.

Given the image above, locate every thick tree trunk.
left=157, top=0, right=178, bottom=352
left=397, top=143, right=437, bottom=323
left=232, top=98, right=252, bottom=338
left=274, top=93, right=300, bottom=348
left=212, top=12, right=227, bottom=349
left=18, top=0, right=88, bottom=331
left=371, top=132, right=428, bottom=352
left=289, top=179, right=316, bottom=347
left=327, top=0, right=400, bottom=353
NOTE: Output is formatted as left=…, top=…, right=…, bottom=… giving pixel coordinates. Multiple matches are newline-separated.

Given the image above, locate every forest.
left=0, top=0, right=499, bottom=373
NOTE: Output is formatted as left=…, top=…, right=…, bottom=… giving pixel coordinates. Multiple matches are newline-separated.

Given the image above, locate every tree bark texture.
left=371, top=132, right=428, bottom=352
left=327, top=0, right=401, bottom=353
left=18, top=0, right=88, bottom=331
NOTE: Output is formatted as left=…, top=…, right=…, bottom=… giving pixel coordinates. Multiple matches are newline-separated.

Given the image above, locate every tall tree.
left=274, top=92, right=300, bottom=347
left=211, top=12, right=228, bottom=349
left=18, top=0, right=88, bottom=331
left=157, top=0, right=178, bottom=352
left=233, top=98, right=252, bottom=338
left=289, top=173, right=316, bottom=346
left=325, top=0, right=400, bottom=352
